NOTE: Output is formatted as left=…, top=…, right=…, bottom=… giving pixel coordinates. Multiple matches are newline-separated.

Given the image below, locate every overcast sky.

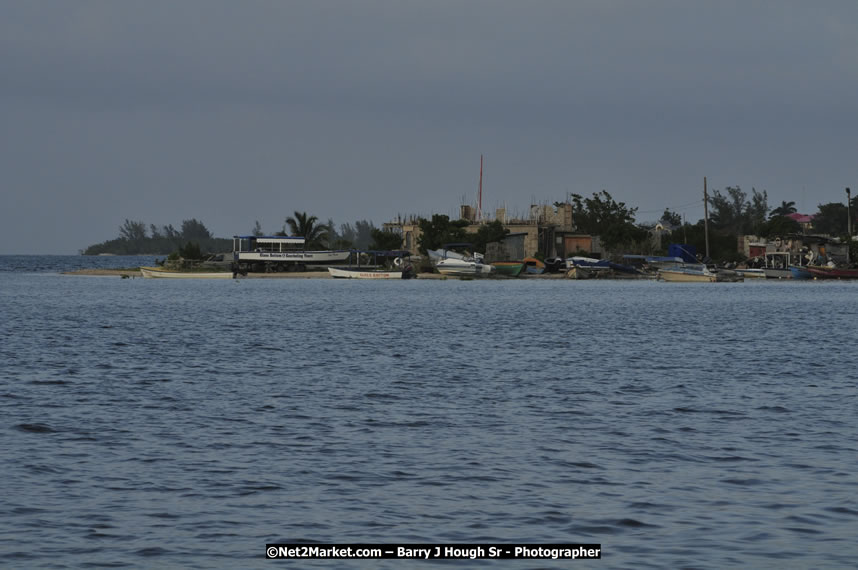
left=2, top=0, right=857, bottom=253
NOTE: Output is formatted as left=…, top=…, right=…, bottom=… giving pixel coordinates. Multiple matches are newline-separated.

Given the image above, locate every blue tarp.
left=668, top=244, right=698, bottom=263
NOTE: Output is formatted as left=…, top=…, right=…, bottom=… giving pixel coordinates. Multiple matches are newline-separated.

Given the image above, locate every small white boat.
left=328, top=267, right=412, bottom=279
left=140, top=267, right=234, bottom=279
left=435, top=257, right=495, bottom=276
left=658, top=266, right=716, bottom=282
left=735, top=268, right=766, bottom=279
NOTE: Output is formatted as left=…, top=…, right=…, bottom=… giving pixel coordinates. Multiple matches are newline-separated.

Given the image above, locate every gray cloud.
left=2, top=1, right=857, bottom=252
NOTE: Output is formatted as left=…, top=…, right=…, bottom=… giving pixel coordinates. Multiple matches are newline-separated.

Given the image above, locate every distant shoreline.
left=61, top=268, right=564, bottom=279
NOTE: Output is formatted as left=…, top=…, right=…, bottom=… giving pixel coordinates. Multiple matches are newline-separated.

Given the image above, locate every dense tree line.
left=86, top=188, right=857, bottom=262
left=83, top=219, right=230, bottom=255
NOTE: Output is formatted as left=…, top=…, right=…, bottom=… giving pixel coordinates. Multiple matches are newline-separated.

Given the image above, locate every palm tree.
left=770, top=200, right=797, bottom=218
left=285, top=211, right=329, bottom=249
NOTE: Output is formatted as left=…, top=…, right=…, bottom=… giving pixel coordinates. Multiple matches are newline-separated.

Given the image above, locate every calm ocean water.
left=1, top=255, right=856, bottom=568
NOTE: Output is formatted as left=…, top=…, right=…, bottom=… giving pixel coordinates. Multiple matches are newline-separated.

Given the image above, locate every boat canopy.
left=233, top=235, right=306, bottom=253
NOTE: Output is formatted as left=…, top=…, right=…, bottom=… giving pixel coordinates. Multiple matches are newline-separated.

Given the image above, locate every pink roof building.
left=786, top=212, right=815, bottom=224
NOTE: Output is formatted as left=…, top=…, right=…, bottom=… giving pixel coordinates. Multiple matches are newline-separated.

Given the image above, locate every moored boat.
left=491, top=261, right=525, bottom=277
left=140, top=267, right=233, bottom=279
left=805, top=265, right=858, bottom=279
left=763, top=252, right=793, bottom=279
left=658, top=266, right=717, bottom=282
left=328, top=267, right=414, bottom=279
left=789, top=265, right=812, bottom=280
left=436, top=257, right=495, bottom=276
left=735, top=268, right=766, bottom=279
left=522, top=257, right=545, bottom=274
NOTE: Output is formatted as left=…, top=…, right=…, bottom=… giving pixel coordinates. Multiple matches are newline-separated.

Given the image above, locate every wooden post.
left=703, top=177, right=710, bottom=260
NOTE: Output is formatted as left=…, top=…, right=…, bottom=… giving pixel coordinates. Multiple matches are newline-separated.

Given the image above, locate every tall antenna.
left=478, top=155, right=483, bottom=222
left=703, top=176, right=710, bottom=259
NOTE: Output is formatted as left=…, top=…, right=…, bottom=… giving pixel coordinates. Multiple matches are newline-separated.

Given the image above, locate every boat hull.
left=492, top=262, right=524, bottom=277
left=789, top=266, right=812, bottom=280
left=658, top=268, right=716, bottom=282
left=436, top=258, right=495, bottom=276
left=735, top=269, right=766, bottom=279
left=140, top=267, right=233, bottom=279
left=327, top=267, right=408, bottom=279
left=806, top=266, right=858, bottom=279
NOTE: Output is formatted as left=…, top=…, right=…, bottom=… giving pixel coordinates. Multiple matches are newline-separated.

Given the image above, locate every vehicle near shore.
left=232, top=235, right=350, bottom=273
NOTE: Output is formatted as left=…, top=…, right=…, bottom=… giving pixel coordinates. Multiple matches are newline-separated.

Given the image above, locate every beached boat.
left=735, top=268, right=766, bottom=279
left=714, top=269, right=744, bottom=282
left=565, top=266, right=595, bottom=279
left=436, top=257, right=495, bottom=276
left=789, top=265, right=812, bottom=280
left=522, top=257, right=545, bottom=274
left=805, top=266, right=858, bottom=279
left=328, top=267, right=414, bottom=279
left=140, top=267, right=233, bottom=279
left=567, top=256, right=640, bottom=275
left=492, top=261, right=525, bottom=277
left=658, top=266, right=717, bottom=282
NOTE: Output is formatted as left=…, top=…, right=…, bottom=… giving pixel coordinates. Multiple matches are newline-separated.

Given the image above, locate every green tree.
left=471, top=220, right=509, bottom=253
left=285, top=211, right=329, bottom=249
left=181, top=219, right=213, bottom=241
left=660, top=209, right=682, bottom=227
left=813, top=202, right=848, bottom=235
left=759, top=216, right=801, bottom=238
left=119, top=219, right=147, bottom=242
left=769, top=200, right=797, bottom=218
left=179, top=241, right=204, bottom=260
left=664, top=221, right=745, bottom=263
left=707, top=186, right=769, bottom=234
left=416, top=214, right=469, bottom=254
left=369, top=228, right=403, bottom=251
left=746, top=188, right=769, bottom=235
left=570, top=191, right=649, bottom=253
left=251, top=220, right=264, bottom=236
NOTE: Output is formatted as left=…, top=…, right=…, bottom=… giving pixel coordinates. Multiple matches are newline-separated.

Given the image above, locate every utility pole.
left=703, top=177, right=710, bottom=260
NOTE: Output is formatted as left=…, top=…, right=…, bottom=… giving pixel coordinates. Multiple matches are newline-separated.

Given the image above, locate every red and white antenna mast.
left=478, top=155, right=483, bottom=222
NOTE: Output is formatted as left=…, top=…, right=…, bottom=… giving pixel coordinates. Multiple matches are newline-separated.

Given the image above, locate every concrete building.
left=384, top=203, right=596, bottom=259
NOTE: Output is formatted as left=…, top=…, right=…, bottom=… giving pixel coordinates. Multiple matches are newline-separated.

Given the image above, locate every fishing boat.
left=140, top=267, right=234, bottom=279
left=763, top=252, right=793, bottom=279
left=491, top=261, right=525, bottom=277
left=789, top=265, right=812, bottom=280
left=805, top=265, right=858, bottom=279
left=658, top=266, right=717, bottom=282
left=328, top=267, right=414, bottom=279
